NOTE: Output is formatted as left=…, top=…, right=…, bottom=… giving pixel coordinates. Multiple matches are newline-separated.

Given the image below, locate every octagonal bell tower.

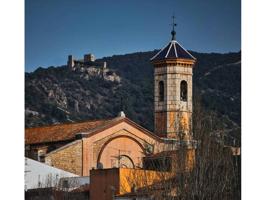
left=150, top=19, right=196, bottom=141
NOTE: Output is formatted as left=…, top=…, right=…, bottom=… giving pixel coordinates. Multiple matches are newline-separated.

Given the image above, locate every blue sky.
left=25, top=0, right=241, bottom=72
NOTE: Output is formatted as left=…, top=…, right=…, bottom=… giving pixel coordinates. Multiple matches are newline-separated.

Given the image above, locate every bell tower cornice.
left=151, top=58, right=196, bottom=66
left=151, top=16, right=196, bottom=140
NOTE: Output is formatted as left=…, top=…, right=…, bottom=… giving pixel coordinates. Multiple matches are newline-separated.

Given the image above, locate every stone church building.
left=25, top=24, right=197, bottom=177
left=26, top=115, right=169, bottom=176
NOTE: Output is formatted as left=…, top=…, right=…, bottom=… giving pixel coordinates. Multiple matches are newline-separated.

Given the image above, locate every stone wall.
left=45, top=140, right=82, bottom=175
left=154, top=111, right=167, bottom=136
left=26, top=141, right=69, bottom=162
left=154, top=62, right=194, bottom=139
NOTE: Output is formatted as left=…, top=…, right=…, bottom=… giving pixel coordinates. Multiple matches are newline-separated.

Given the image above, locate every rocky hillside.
left=25, top=50, right=241, bottom=145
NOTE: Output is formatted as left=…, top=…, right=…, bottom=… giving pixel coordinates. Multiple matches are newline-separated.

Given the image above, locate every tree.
left=120, top=95, right=240, bottom=200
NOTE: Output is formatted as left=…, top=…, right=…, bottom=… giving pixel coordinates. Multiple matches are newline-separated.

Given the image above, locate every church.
left=25, top=21, right=197, bottom=177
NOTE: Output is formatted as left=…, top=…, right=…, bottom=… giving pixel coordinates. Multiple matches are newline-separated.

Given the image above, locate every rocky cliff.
left=25, top=50, right=241, bottom=145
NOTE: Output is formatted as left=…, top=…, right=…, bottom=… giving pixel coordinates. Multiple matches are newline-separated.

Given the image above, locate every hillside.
left=25, top=50, right=241, bottom=145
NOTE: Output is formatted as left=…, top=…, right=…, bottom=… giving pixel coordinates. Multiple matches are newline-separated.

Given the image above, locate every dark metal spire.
left=171, top=15, right=177, bottom=40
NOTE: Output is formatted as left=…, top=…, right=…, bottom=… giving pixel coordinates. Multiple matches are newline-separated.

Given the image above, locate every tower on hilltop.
left=150, top=16, right=196, bottom=141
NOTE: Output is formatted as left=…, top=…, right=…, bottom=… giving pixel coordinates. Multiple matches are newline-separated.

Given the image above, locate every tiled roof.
left=25, top=118, right=113, bottom=145
left=25, top=116, right=163, bottom=145
left=150, top=40, right=196, bottom=62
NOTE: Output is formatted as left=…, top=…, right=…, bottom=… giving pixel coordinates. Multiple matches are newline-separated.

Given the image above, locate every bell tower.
left=151, top=17, right=196, bottom=140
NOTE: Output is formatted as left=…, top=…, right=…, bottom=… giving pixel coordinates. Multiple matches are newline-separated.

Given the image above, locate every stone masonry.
left=45, top=140, right=83, bottom=175
left=154, top=61, right=194, bottom=139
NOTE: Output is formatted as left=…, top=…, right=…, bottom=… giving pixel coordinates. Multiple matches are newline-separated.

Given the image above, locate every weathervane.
left=171, top=15, right=177, bottom=40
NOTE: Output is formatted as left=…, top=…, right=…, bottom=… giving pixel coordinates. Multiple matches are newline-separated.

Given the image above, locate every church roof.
left=150, top=40, right=196, bottom=62
left=25, top=118, right=113, bottom=145
left=25, top=116, right=161, bottom=145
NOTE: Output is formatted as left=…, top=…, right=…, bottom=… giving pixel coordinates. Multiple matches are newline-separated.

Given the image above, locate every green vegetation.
left=25, top=50, right=241, bottom=145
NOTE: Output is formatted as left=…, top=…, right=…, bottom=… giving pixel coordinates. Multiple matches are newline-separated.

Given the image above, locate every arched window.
left=159, top=81, right=164, bottom=101
left=180, top=80, right=188, bottom=101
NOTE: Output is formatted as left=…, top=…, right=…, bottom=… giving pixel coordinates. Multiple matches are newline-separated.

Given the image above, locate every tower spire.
left=171, top=15, right=177, bottom=40
left=151, top=16, right=196, bottom=140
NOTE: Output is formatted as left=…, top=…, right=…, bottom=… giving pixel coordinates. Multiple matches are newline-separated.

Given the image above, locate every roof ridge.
left=25, top=117, right=120, bottom=145
left=25, top=118, right=114, bottom=130
left=75, top=116, right=163, bottom=142
left=25, top=116, right=163, bottom=145
left=76, top=116, right=126, bottom=137
left=150, top=40, right=196, bottom=61
left=174, top=40, right=196, bottom=60
left=150, top=42, right=171, bottom=61
left=173, top=41, right=178, bottom=57
left=165, top=42, right=173, bottom=58
left=123, top=117, right=162, bottom=141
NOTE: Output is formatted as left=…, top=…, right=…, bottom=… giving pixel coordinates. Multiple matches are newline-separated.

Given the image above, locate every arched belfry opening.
left=159, top=81, right=164, bottom=101
left=180, top=80, right=188, bottom=102
left=151, top=16, right=196, bottom=139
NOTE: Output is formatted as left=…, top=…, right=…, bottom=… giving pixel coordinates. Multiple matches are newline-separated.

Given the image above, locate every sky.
left=25, top=0, right=241, bottom=72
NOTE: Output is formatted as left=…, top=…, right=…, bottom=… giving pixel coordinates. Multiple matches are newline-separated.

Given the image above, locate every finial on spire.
left=171, top=15, right=177, bottom=40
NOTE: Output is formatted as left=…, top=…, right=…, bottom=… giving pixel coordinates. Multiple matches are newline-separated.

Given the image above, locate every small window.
left=180, top=80, right=188, bottom=101
left=159, top=81, right=164, bottom=101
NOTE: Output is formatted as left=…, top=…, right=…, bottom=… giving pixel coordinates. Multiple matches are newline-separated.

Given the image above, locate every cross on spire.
left=171, top=15, right=177, bottom=40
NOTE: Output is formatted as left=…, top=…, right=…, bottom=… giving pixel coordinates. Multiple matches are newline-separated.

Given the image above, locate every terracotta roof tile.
left=25, top=116, right=162, bottom=145
left=25, top=119, right=113, bottom=145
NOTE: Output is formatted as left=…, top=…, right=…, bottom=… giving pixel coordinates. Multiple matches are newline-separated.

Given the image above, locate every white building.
left=25, top=157, right=78, bottom=190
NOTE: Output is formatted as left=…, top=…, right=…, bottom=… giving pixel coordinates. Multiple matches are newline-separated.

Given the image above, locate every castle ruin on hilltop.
left=67, top=53, right=120, bottom=82
left=67, top=53, right=106, bottom=70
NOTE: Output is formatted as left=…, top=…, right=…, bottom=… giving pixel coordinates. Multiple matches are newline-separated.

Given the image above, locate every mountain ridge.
left=25, top=50, right=241, bottom=145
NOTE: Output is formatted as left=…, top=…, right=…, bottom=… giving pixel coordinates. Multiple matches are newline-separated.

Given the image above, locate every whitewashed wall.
left=24, top=157, right=78, bottom=190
